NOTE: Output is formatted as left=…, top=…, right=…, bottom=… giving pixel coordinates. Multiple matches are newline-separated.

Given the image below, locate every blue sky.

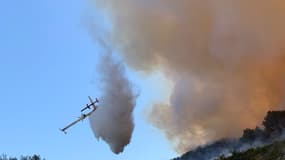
left=0, top=0, right=177, bottom=159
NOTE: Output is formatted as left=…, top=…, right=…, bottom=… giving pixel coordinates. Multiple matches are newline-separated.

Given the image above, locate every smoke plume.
left=89, top=49, right=136, bottom=154
left=92, top=0, right=285, bottom=153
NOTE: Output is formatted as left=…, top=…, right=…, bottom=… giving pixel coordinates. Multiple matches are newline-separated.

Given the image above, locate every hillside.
left=172, top=110, right=285, bottom=160
left=217, top=140, right=285, bottom=160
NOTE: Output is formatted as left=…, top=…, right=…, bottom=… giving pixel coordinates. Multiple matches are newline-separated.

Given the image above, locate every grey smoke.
left=91, top=0, right=285, bottom=153
left=89, top=49, right=136, bottom=154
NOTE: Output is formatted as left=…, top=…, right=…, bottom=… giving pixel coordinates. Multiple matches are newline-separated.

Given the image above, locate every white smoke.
left=89, top=47, right=137, bottom=154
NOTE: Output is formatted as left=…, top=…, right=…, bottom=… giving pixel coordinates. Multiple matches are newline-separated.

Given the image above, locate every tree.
left=30, top=155, right=40, bottom=160
left=0, top=154, right=8, bottom=160
left=240, top=128, right=256, bottom=142
left=263, top=111, right=285, bottom=136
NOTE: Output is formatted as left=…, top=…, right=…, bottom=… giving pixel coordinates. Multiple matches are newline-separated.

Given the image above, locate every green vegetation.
left=0, top=154, right=44, bottom=160
left=217, top=140, right=285, bottom=160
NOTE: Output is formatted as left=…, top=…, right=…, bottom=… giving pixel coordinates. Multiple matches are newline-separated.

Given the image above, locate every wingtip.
left=59, top=128, right=67, bottom=134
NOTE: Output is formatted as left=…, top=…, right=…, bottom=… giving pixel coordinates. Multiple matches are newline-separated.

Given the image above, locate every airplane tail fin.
left=88, top=96, right=94, bottom=104
left=88, top=96, right=99, bottom=109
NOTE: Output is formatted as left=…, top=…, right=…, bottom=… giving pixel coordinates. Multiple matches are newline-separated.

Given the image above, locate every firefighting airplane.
left=60, top=96, right=99, bottom=134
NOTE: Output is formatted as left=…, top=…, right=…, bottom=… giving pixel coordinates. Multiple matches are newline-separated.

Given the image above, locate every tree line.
left=0, top=154, right=44, bottom=160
